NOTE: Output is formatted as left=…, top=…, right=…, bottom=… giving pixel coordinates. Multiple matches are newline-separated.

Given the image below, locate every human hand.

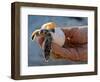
left=51, top=43, right=65, bottom=59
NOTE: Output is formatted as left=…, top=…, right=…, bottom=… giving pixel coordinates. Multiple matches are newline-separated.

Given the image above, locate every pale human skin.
left=37, top=28, right=87, bottom=62
left=51, top=28, right=87, bottom=62
left=51, top=42, right=87, bottom=62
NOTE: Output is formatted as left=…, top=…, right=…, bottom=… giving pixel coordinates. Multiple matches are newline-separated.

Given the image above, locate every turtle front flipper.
left=31, top=29, right=40, bottom=40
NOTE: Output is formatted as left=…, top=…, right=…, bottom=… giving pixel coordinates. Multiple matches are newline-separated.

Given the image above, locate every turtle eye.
left=40, top=29, right=44, bottom=34
left=40, top=29, right=49, bottom=35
